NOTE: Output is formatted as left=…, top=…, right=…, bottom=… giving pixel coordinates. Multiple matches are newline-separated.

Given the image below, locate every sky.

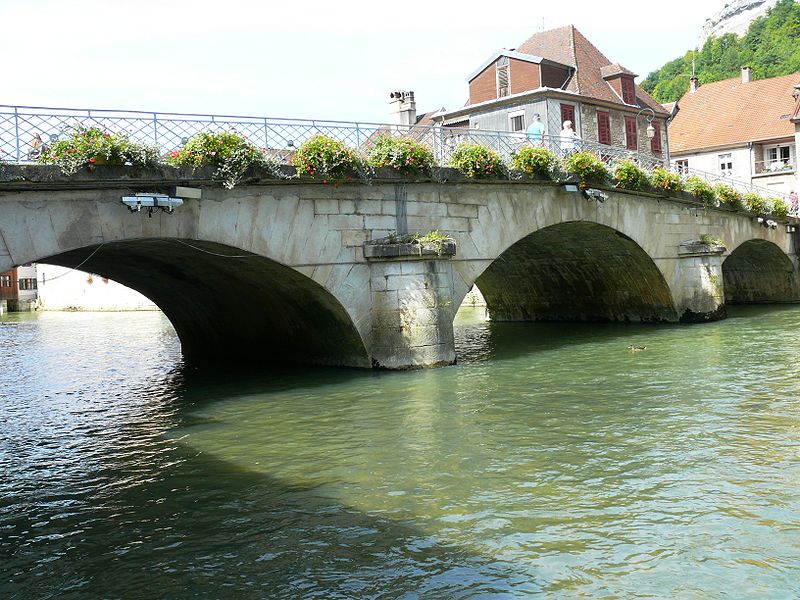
left=2, top=0, right=725, bottom=124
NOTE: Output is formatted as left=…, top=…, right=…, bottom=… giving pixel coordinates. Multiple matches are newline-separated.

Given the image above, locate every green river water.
left=2, top=306, right=800, bottom=598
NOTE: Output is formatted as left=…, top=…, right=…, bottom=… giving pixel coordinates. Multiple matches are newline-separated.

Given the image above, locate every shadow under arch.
left=722, top=239, right=800, bottom=304
left=472, top=221, right=677, bottom=322
left=36, top=239, right=370, bottom=367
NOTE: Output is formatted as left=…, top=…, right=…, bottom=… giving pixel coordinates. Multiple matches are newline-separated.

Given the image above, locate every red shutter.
left=560, top=104, right=575, bottom=128
left=621, top=77, right=636, bottom=104
left=597, top=111, right=611, bottom=145
left=624, top=116, right=637, bottom=150
left=650, top=121, right=662, bottom=154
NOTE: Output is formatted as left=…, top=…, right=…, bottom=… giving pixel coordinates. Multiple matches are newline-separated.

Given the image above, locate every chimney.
left=689, top=76, right=700, bottom=93
left=389, top=91, right=416, bottom=126
left=741, top=66, right=752, bottom=83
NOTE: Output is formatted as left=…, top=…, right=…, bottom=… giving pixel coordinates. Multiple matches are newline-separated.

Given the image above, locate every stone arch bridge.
left=1, top=167, right=798, bottom=369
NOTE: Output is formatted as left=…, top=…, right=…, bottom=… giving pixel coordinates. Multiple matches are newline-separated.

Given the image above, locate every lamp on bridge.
left=635, top=107, right=656, bottom=158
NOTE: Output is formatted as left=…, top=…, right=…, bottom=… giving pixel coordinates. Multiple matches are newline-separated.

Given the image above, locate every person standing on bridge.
left=526, top=113, right=545, bottom=146
left=790, top=190, right=798, bottom=217
left=559, top=120, right=580, bottom=157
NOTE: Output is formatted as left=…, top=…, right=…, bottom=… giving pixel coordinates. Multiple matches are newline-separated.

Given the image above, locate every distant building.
left=433, top=25, right=670, bottom=161
left=0, top=264, right=38, bottom=314
left=669, top=69, right=800, bottom=196
left=36, top=265, right=158, bottom=311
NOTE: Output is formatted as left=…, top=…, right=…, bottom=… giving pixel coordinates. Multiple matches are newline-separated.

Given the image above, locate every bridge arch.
left=722, top=239, right=800, bottom=304
left=468, top=221, right=677, bottom=323
left=36, top=239, right=371, bottom=367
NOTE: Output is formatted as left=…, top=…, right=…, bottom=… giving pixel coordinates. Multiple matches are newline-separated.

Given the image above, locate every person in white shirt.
left=559, top=120, right=580, bottom=156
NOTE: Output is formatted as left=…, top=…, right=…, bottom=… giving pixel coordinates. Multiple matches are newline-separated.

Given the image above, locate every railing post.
left=13, top=106, right=20, bottom=163
left=356, top=124, right=361, bottom=148
left=263, top=118, right=269, bottom=150
left=152, top=113, right=159, bottom=148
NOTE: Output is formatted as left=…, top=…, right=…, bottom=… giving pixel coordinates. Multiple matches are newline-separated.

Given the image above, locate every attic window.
left=496, top=56, right=510, bottom=98
left=621, top=77, right=636, bottom=105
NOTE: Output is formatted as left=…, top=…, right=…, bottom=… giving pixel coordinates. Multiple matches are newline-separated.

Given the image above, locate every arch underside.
left=723, top=239, right=800, bottom=304
left=475, top=222, right=677, bottom=322
left=39, top=239, right=370, bottom=368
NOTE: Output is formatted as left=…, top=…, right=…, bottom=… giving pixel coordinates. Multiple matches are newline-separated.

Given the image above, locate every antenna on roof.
left=692, top=51, right=696, bottom=78
left=542, top=17, right=545, bottom=31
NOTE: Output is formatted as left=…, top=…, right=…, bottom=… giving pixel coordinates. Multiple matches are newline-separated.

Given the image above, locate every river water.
left=2, top=307, right=800, bottom=598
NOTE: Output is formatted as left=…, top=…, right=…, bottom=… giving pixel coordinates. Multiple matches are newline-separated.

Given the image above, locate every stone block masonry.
left=0, top=167, right=797, bottom=369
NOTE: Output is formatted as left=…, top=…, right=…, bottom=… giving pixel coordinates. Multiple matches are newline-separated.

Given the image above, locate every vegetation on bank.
left=641, top=0, right=800, bottom=102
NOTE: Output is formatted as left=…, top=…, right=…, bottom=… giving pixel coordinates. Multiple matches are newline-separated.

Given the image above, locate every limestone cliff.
left=699, top=0, right=783, bottom=46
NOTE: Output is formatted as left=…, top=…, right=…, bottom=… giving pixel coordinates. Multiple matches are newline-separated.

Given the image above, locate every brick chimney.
left=389, top=91, right=416, bottom=126
left=741, top=66, right=752, bottom=83
left=689, top=76, right=700, bottom=93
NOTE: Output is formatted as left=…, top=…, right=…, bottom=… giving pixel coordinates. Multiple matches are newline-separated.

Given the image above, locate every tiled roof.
left=600, top=63, right=637, bottom=79
left=515, top=25, right=667, bottom=115
left=670, top=72, right=800, bottom=153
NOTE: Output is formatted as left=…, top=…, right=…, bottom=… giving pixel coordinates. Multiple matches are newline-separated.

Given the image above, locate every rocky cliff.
left=699, top=0, right=781, bottom=46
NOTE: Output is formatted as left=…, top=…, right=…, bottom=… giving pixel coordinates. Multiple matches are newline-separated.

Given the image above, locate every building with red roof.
left=434, top=25, right=670, bottom=161
left=669, top=68, right=800, bottom=196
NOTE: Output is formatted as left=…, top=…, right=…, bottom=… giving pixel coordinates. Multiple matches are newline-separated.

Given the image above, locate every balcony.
left=754, top=160, right=795, bottom=176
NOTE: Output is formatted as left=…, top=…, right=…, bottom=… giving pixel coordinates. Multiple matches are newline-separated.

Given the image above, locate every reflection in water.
left=2, top=307, right=800, bottom=597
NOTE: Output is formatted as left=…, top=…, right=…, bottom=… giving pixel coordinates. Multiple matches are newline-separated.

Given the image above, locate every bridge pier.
left=674, top=241, right=727, bottom=322
left=365, top=246, right=456, bottom=369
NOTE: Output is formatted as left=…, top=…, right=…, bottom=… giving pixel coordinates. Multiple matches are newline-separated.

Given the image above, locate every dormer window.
left=496, top=56, right=510, bottom=98
left=621, top=77, right=635, bottom=105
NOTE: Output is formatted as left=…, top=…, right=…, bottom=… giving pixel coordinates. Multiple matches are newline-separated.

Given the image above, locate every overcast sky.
left=3, top=0, right=724, bottom=123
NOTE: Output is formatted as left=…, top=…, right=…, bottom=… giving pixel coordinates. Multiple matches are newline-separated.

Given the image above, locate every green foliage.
left=165, top=131, right=279, bottom=189
left=685, top=176, right=715, bottom=204
left=292, top=135, right=363, bottom=183
left=714, top=183, right=743, bottom=208
left=699, top=233, right=724, bottom=246
left=743, top=192, right=768, bottom=213
left=612, top=160, right=649, bottom=191
left=412, top=230, right=454, bottom=255
left=641, top=0, right=800, bottom=102
left=650, top=167, right=684, bottom=192
left=511, top=146, right=558, bottom=178
left=562, top=151, right=609, bottom=184
left=367, top=135, right=436, bottom=174
left=39, top=126, right=160, bottom=175
left=448, top=143, right=505, bottom=179
left=768, top=197, right=790, bottom=218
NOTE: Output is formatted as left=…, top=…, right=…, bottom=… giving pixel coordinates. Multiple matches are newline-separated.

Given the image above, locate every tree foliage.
left=641, top=0, right=800, bottom=103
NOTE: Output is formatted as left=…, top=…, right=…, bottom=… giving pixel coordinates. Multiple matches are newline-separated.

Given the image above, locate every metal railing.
left=0, top=104, right=666, bottom=170
left=674, top=164, right=794, bottom=207
left=754, top=160, right=795, bottom=175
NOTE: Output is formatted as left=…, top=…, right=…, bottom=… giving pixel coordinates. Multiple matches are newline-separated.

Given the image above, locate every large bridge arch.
left=36, top=239, right=371, bottom=367
left=470, top=221, right=677, bottom=322
left=722, top=239, right=800, bottom=304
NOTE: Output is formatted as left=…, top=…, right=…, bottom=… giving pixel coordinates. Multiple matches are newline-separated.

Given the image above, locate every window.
left=719, top=153, right=733, bottom=176
left=650, top=121, right=662, bottom=154
left=765, top=144, right=792, bottom=170
left=621, top=77, right=636, bottom=105
left=675, top=159, right=689, bottom=175
left=0, top=275, right=10, bottom=288
left=18, top=278, right=36, bottom=291
left=496, top=56, right=509, bottom=98
left=509, top=111, right=525, bottom=132
left=624, top=115, right=637, bottom=150
left=560, top=104, right=576, bottom=129
left=597, top=111, right=611, bottom=145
